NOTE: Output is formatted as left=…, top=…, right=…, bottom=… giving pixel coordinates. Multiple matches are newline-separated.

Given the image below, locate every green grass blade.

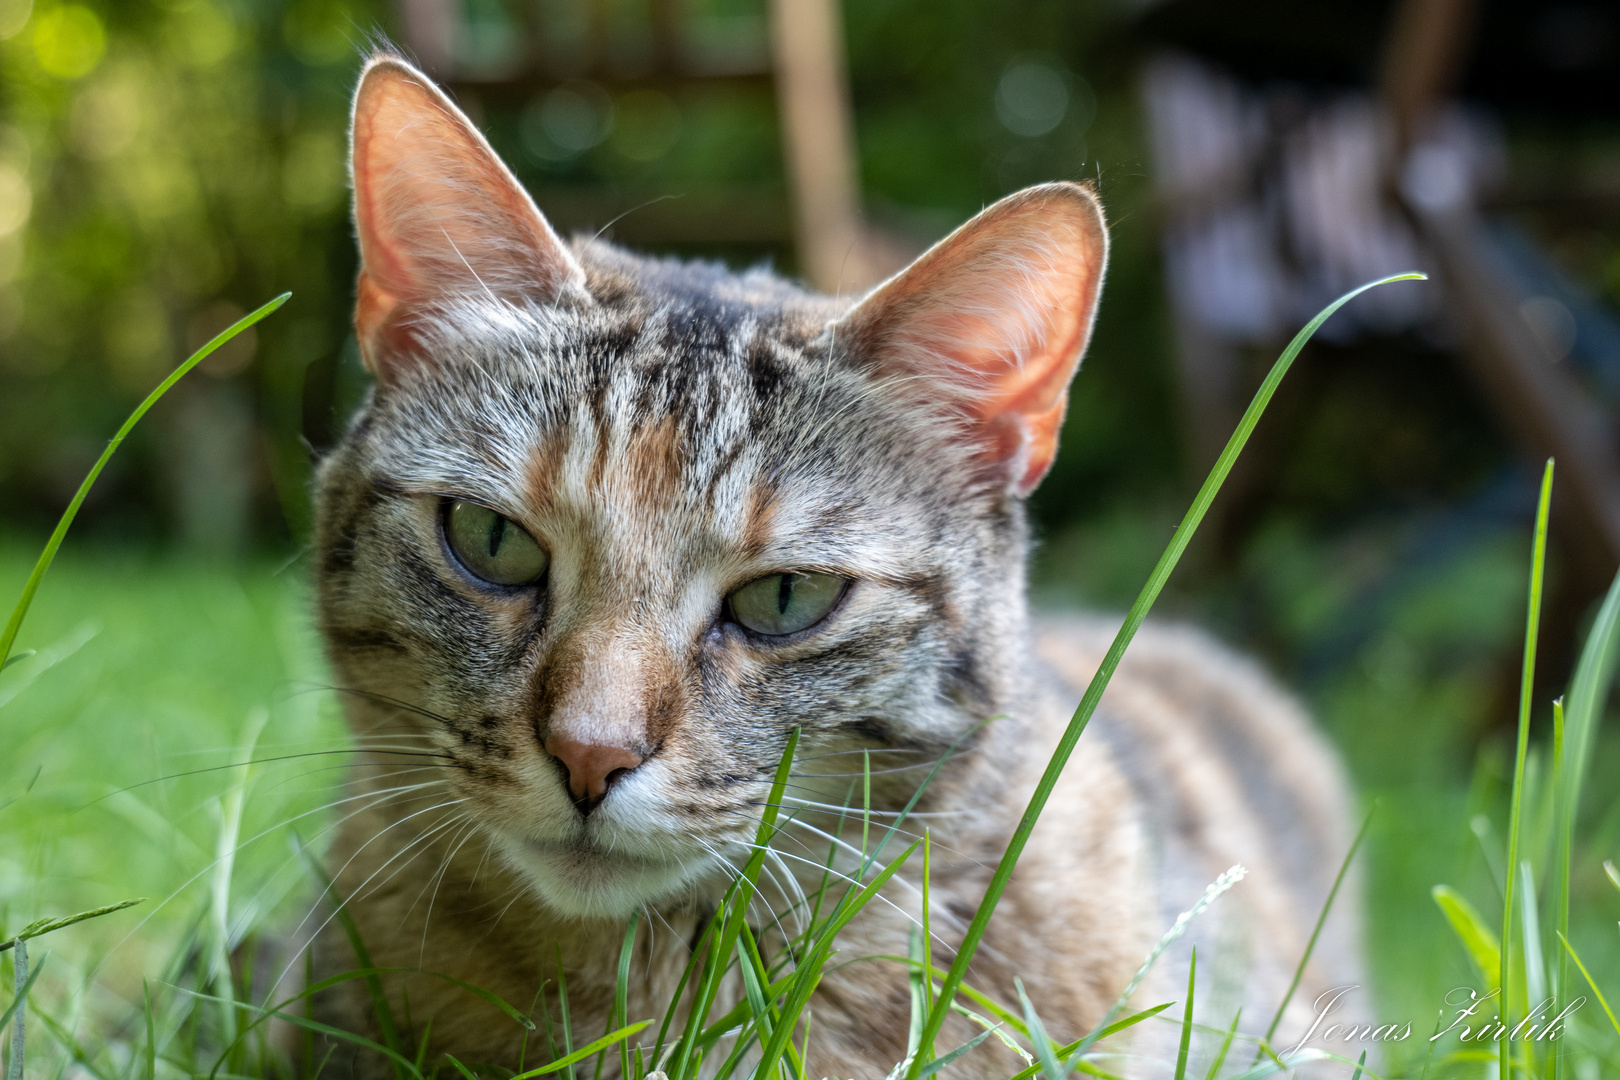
left=736, top=924, right=775, bottom=1046
left=1, top=951, right=44, bottom=1048
left=1349, top=1049, right=1366, bottom=1080
left=142, top=981, right=155, bottom=1080
left=915, top=1026, right=995, bottom=1077
left=614, top=918, right=635, bottom=1080
left=1519, top=860, right=1547, bottom=1030
left=1173, top=950, right=1196, bottom=1080
left=1259, top=803, right=1374, bottom=1053
left=208, top=966, right=533, bottom=1080
left=1557, top=932, right=1620, bottom=1040
left=1502, top=459, right=1553, bottom=1080
left=414, top=1018, right=434, bottom=1074
left=1551, top=557, right=1620, bottom=1080
left=907, top=925, right=927, bottom=1059
left=0, top=291, right=291, bottom=667
left=509, top=1022, right=651, bottom=1080
left=444, top=1053, right=480, bottom=1080
left=1016, top=979, right=1064, bottom=1080
left=554, top=950, right=575, bottom=1080
left=693, top=970, right=796, bottom=1049
left=652, top=913, right=713, bottom=1063
left=299, top=844, right=408, bottom=1070
left=751, top=839, right=922, bottom=1080
left=669, top=727, right=799, bottom=1080
left=1, top=898, right=146, bottom=951
left=1431, top=885, right=1502, bottom=987
left=991, top=1006, right=1177, bottom=1080
left=1202, top=1008, right=1240, bottom=1080
left=903, top=271, right=1428, bottom=1080
left=255, top=1008, right=423, bottom=1080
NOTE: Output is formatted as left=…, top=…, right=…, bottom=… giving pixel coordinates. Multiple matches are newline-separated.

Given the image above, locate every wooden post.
left=768, top=0, right=876, bottom=295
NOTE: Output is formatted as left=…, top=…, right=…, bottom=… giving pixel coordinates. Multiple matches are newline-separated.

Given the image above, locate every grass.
left=3, top=274, right=1620, bottom=1080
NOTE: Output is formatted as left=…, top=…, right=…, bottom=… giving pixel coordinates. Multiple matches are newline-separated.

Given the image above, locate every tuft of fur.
left=309, top=54, right=1364, bottom=1079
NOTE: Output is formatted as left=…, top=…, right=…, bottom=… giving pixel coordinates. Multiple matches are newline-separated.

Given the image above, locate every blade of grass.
left=554, top=950, right=575, bottom=1080
left=142, top=981, right=156, bottom=1080
left=299, top=846, right=407, bottom=1073
left=0, top=899, right=148, bottom=952
left=1502, top=460, right=1553, bottom=1080
left=920, top=827, right=934, bottom=1062
left=1551, top=559, right=1620, bottom=1080
left=1202, top=1008, right=1240, bottom=1080
left=614, top=919, right=635, bottom=1080
left=752, top=838, right=922, bottom=1080
left=209, top=966, right=532, bottom=1080
left=903, top=271, right=1427, bottom=1080
left=1016, top=979, right=1064, bottom=1080
left=1432, top=886, right=1502, bottom=988
left=509, top=1022, right=652, bottom=1080
left=1556, top=932, right=1620, bottom=1040
left=0, top=292, right=291, bottom=667
left=1258, top=803, right=1374, bottom=1056
left=652, top=913, right=713, bottom=1063
left=5, top=938, right=22, bottom=1080
left=668, top=727, right=799, bottom=1080
left=2, top=948, right=42, bottom=1080
left=915, top=1026, right=995, bottom=1077
left=1173, top=951, right=1196, bottom=1080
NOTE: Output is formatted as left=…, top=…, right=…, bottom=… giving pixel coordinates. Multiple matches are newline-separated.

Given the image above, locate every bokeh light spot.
left=0, top=0, right=32, bottom=40
left=995, top=61, right=1068, bottom=137
left=522, top=82, right=613, bottom=160
left=282, top=130, right=344, bottom=210
left=0, top=163, right=33, bottom=236
left=32, top=5, right=106, bottom=80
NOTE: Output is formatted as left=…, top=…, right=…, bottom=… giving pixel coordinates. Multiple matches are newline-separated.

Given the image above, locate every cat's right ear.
left=349, top=55, right=586, bottom=377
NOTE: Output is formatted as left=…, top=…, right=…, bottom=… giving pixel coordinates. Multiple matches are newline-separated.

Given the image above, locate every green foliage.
left=0, top=0, right=384, bottom=544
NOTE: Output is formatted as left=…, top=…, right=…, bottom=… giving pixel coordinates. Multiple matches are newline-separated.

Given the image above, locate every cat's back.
left=1031, top=613, right=1366, bottom=1060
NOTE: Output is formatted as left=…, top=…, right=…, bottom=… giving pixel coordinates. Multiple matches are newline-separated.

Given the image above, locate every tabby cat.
left=310, top=53, right=1364, bottom=1079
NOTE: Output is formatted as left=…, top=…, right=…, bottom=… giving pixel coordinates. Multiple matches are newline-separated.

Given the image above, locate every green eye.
left=728, top=572, right=846, bottom=636
left=445, top=500, right=549, bottom=586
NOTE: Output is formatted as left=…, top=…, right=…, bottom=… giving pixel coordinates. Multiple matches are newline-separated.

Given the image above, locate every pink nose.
left=543, top=737, right=645, bottom=806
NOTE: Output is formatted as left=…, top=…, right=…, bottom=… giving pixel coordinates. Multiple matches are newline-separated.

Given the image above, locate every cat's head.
left=314, top=55, right=1107, bottom=920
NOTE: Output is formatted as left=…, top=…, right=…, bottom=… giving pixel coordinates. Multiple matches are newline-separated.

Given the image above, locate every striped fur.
left=309, top=55, right=1364, bottom=1079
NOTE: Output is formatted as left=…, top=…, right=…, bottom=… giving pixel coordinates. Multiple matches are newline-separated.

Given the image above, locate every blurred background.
left=2, top=0, right=1620, bottom=1068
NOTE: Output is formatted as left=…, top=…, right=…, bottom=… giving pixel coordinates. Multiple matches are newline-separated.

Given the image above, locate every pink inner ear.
left=349, top=58, right=582, bottom=369
left=840, top=184, right=1108, bottom=496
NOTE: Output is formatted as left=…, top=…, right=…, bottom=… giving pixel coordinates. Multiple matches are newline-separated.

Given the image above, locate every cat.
left=309, top=52, right=1365, bottom=1079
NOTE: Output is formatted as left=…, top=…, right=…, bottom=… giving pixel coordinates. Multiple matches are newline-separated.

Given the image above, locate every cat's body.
left=310, top=54, right=1364, bottom=1079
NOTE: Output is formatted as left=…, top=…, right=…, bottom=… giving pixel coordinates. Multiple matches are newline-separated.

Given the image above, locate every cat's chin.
left=494, top=833, right=710, bottom=920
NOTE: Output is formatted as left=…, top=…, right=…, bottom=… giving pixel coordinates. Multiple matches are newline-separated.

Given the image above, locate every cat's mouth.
left=494, top=830, right=715, bottom=919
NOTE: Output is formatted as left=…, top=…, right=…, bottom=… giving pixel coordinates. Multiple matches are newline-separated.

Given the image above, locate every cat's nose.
left=543, top=737, right=644, bottom=811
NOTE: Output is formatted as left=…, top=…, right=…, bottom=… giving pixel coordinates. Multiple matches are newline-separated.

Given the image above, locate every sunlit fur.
left=310, top=54, right=1364, bottom=1079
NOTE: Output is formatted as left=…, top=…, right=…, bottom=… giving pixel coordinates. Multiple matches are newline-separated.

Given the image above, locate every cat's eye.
left=444, top=500, right=549, bottom=586
left=728, top=572, right=846, bottom=637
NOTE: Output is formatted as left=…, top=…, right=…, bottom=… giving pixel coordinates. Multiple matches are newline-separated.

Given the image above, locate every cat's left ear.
left=835, top=182, right=1107, bottom=497
left=349, top=54, right=587, bottom=375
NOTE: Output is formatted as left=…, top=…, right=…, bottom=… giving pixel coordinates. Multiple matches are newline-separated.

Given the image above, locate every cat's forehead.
left=360, top=280, right=950, bottom=566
